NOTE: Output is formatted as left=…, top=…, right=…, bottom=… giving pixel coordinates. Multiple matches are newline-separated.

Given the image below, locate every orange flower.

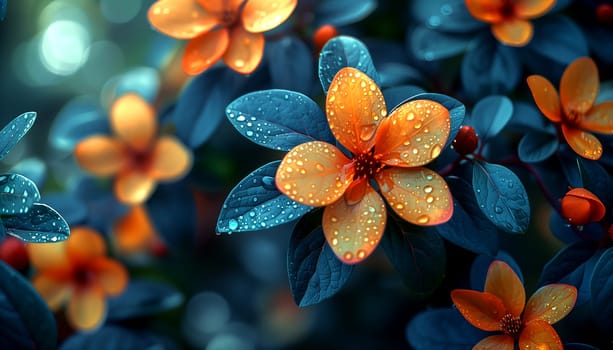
left=75, top=93, right=192, bottom=205
left=560, top=188, right=605, bottom=226
left=112, top=205, right=161, bottom=256
left=27, top=227, right=129, bottom=330
left=451, top=260, right=577, bottom=350
left=148, top=0, right=297, bottom=75
left=527, top=57, right=613, bottom=160
left=276, top=67, right=453, bottom=264
left=465, top=0, right=555, bottom=46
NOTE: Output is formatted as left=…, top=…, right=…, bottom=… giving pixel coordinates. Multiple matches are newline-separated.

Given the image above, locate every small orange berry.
left=452, top=125, right=479, bottom=156
left=560, top=188, right=606, bottom=226
left=313, top=24, right=339, bottom=53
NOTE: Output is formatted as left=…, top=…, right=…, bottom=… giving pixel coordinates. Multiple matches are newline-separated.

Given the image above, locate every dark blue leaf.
left=41, top=193, right=87, bottom=226
left=217, top=161, right=312, bottom=233
left=472, top=161, right=530, bottom=234
left=108, top=67, right=160, bottom=103
left=590, top=247, right=613, bottom=334
left=548, top=210, right=604, bottom=244
left=318, top=36, right=380, bottom=93
left=226, top=90, right=333, bottom=151
left=470, top=252, right=524, bottom=290
left=577, top=157, right=613, bottom=208
left=586, top=26, right=613, bottom=64
left=518, top=131, right=559, bottom=163
left=409, top=26, right=471, bottom=61
left=267, top=36, right=314, bottom=95
left=406, top=308, right=487, bottom=350
left=313, top=0, right=376, bottom=27
left=0, top=112, right=36, bottom=161
left=0, top=0, right=6, bottom=21
left=107, top=280, right=184, bottom=321
left=558, top=148, right=582, bottom=188
left=0, top=292, right=32, bottom=350
left=471, top=95, right=513, bottom=142
left=382, top=85, right=426, bottom=111
left=409, top=0, right=485, bottom=33
left=564, top=344, right=600, bottom=350
left=146, top=180, right=195, bottom=246
left=381, top=216, right=446, bottom=299
left=9, top=158, right=47, bottom=190
left=288, top=210, right=353, bottom=307
left=405, top=93, right=465, bottom=150
left=48, top=97, right=108, bottom=152
left=527, top=15, right=588, bottom=67
left=508, top=101, right=550, bottom=131
left=3, top=203, right=70, bottom=243
left=0, top=173, right=40, bottom=215
left=60, top=326, right=175, bottom=350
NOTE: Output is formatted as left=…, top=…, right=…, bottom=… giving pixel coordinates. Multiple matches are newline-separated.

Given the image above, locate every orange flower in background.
left=465, top=0, right=555, bottom=46
left=451, top=260, right=577, bottom=350
left=560, top=188, right=605, bottom=226
left=276, top=67, right=453, bottom=264
left=75, top=93, right=192, bottom=205
left=148, top=0, right=298, bottom=75
left=27, top=227, right=128, bottom=330
left=527, top=57, right=613, bottom=160
left=112, top=205, right=162, bottom=256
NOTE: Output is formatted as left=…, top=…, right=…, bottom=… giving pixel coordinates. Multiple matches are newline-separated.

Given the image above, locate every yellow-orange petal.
left=148, top=136, right=193, bottom=181
left=560, top=57, right=599, bottom=115
left=241, top=0, right=297, bottom=33
left=322, top=182, right=386, bottom=264
left=515, top=0, right=556, bottom=19
left=491, top=19, right=533, bottom=46
left=450, top=290, right=506, bottom=331
left=112, top=205, right=158, bottom=255
left=474, top=334, right=515, bottom=350
left=91, top=257, right=128, bottom=296
left=523, top=284, right=577, bottom=324
left=114, top=170, right=157, bottom=205
left=375, top=167, right=453, bottom=226
left=374, top=100, right=450, bottom=167
left=222, top=26, right=264, bottom=74
left=27, top=241, right=70, bottom=270
left=484, top=261, right=526, bottom=317
left=67, top=285, right=106, bottom=330
left=526, top=75, right=562, bottom=123
left=561, top=124, right=603, bottom=160
left=110, top=94, right=157, bottom=152
left=66, top=227, right=106, bottom=264
left=582, top=102, right=613, bottom=133
left=75, top=136, right=128, bottom=176
left=326, top=67, right=387, bottom=154
left=183, top=28, right=229, bottom=75
left=32, top=274, right=71, bottom=311
left=518, top=320, right=563, bottom=350
left=148, top=0, right=218, bottom=39
left=465, top=0, right=505, bottom=23
left=276, top=141, right=354, bottom=206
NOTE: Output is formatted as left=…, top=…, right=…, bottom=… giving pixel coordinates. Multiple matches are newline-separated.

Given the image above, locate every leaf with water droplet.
left=590, top=247, right=613, bottom=333
left=0, top=173, right=40, bottom=215
left=471, top=95, right=513, bottom=143
left=3, top=203, right=70, bottom=243
left=405, top=93, right=465, bottom=150
left=0, top=112, right=36, bottom=160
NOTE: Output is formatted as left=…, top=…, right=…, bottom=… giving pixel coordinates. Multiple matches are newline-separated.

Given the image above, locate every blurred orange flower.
left=465, top=0, right=555, bottom=46
left=148, top=0, right=298, bottom=75
left=276, top=67, right=453, bottom=264
left=75, top=93, right=192, bottom=205
left=451, top=260, right=577, bottom=350
left=112, top=205, right=162, bottom=256
left=28, top=227, right=128, bottom=330
left=527, top=57, right=613, bottom=160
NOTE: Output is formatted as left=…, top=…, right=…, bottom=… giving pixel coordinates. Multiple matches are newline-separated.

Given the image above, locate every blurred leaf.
left=41, top=193, right=88, bottom=226
left=9, top=158, right=47, bottom=190
left=0, top=173, right=40, bottom=215
left=508, top=101, right=549, bottom=131
left=471, top=95, right=513, bottom=143
left=382, top=85, right=426, bottom=111
left=378, top=63, right=425, bottom=89
left=472, top=161, right=530, bottom=234
left=406, top=308, right=486, bottom=350
left=577, top=157, right=613, bottom=208
left=288, top=210, right=353, bottom=307
left=470, top=251, right=524, bottom=290
left=107, top=280, right=184, bottom=321
left=109, top=67, right=160, bottom=103
left=146, top=180, right=195, bottom=246
left=405, top=93, right=465, bottom=149
left=590, top=247, right=613, bottom=334
left=217, top=161, right=312, bottom=233
left=0, top=0, right=5, bottom=21
left=48, top=98, right=108, bottom=152
left=548, top=210, right=604, bottom=244
left=225, top=90, right=334, bottom=151
left=314, top=0, right=376, bottom=27
left=409, top=26, right=471, bottom=61
left=0, top=112, right=36, bottom=161
left=3, top=203, right=70, bottom=243
left=409, top=0, right=484, bottom=33
left=518, top=131, right=559, bottom=163
left=267, top=36, right=314, bottom=95
left=528, top=15, right=588, bottom=66
left=60, top=326, right=175, bottom=350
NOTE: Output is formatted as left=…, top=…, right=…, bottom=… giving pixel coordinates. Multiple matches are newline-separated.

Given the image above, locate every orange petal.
left=375, top=167, right=453, bottom=226
left=32, top=274, right=71, bottom=311
left=222, top=26, right=264, bottom=74
left=241, top=0, right=297, bottom=33
left=374, top=100, right=450, bottom=167
left=326, top=67, right=387, bottom=154
left=560, top=57, right=599, bottom=115
left=515, top=0, right=556, bottom=19
left=276, top=141, right=354, bottom=206
left=322, top=182, right=386, bottom=264
left=474, top=334, right=515, bottom=350
left=67, top=285, right=106, bottom=330
left=197, top=0, right=243, bottom=14
left=75, top=136, right=128, bottom=176
left=484, top=261, right=526, bottom=317
left=561, top=188, right=606, bottom=225
left=450, top=289, right=506, bottom=331
left=523, top=284, right=577, bottom=324
left=148, top=136, right=193, bottom=180
left=561, top=124, right=603, bottom=160
left=519, top=320, right=563, bottom=350
left=148, top=0, right=218, bottom=39
left=110, top=94, right=157, bottom=152
left=581, top=101, right=613, bottom=133
left=66, top=227, right=107, bottom=264
left=114, top=170, right=157, bottom=205
left=526, top=75, right=562, bottom=123
left=183, top=28, right=229, bottom=75
left=27, top=241, right=70, bottom=270
left=465, top=0, right=505, bottom=23
left=91, top=257, right=128, bottom=296
left=491, top=19, right=533, bottom=46
left=112, top=205, right=158, bottom=254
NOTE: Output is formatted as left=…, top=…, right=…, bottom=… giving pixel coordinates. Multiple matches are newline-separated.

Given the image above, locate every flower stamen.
left=353, top=149, right=384, bottom=180
left=500, top=313, right=522, bottom=338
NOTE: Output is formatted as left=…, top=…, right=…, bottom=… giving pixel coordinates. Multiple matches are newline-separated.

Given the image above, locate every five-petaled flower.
left=451, top=260, right=577, bottom=350
left=75, top=93, right=192, bottom=205
left=465, top=0, right=556, bottom=46
left=148, top=0, right=297, bottom=75
left=527, top=56, right=613, bottom=160
left=276, top=67, right=454, bottom=264
left=28, top=227, right=129, bottom=330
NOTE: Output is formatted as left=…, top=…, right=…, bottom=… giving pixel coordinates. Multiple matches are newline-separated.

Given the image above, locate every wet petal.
left=197, top=0, right=242, bottom=14
left=114, top=170, right=157, bottom=205
left=322, top=182, right=386, bottom=264
left=326, top=67, right=387, bottom=154
left=91, top=257, right=129, bottom=296
left=110, top=94, right=157, bottom=152
left=561, top=124, right=603, bottom=160
left=75, top=136, right=128, bottom=176
left=148, top=0, right=218, bottom=39
left=66, top=227, right=107, bottom=264
left=515, top=0, right=556, bottom=19
left=484, top=261, right=526, bottom=317
left=450, top=290, right=506, bottom=331
left=67, top=286, right=106, bottom=330
left=560, top=57, right=599, bottom=115
left=32, top=274, right=71, bottom=311
left=222, top=26, right=264, bottom=74
left=112, top=205, right=158, bottom=255
left=375, top=167, right=453, bottom=226
left=491, top=19, right=533, bottom=46
left=27, top=241, right=70, bottom=270
left=276, top=141, right=354, bottom=206
left=519, top=320, right=563, bottom=350
left=526, top=75, right=562, bottom=123
left=148, top=136, right=193, bottom=180
left=465, top=0, right=505, bottom=23
left=183, top=28, right=229, bottom=75
left=523, top=284, right=577, bottom=324
left=375, top=100, right=450, bottom=167
left=241, top=0, right=297, bottom=33
left=474, top=334, right=514, bottom=350
left=581, top=102, right=613, bottom=133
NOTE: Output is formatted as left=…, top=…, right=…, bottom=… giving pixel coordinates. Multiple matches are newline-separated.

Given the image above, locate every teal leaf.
left=107, top=280, right=184, bottom=321
left=0, top=112, right=36, bottom=160
left=0, top=173, right=40, bottom=215
left=577, top=157, right=613, bottom=208
left=9, top=158, right=47, bottom=190
left=409, top=26, right=472, bottom=61
left=471, top=95, right=513, bottom=143
left=3, top=203, right=70, bottom=243
left=267, top=36, right=314, bottom=95
left=518, top=131, right=559, bottom=163
left=0, top=0, right=5, bottom=21
left=48, top=97, right=108, bottom=152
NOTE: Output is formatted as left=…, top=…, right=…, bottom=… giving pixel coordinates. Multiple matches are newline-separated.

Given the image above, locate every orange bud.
left=560, top=188, right=606, bottom=226
left=313, top=24, right=339, bottom=54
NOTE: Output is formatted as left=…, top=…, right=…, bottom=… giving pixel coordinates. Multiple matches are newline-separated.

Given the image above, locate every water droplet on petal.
left=417, top=215, right=429, bottom=224
left=359, top=124, right=377, bottom=142
left=430, top=145, right=442, bottom=158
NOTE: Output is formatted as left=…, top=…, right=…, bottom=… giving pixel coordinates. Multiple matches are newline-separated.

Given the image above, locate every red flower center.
left=563, top=109, right=584, bottom=128
left=73, top=265, right=95, bottom=288
left=499, top=313, right=522, bottom=338
left=129, top=150, right=154, bottom=172
left=500, top=0, right=516, bottom=19
left=352, top=149, right=384, bottom=180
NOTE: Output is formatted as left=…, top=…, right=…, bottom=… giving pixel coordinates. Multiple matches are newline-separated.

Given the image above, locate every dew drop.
left=357, top=250, right=366, bottom=259
left=395, top=203, right=404, bottom=210
left=315, top=163, right=325, bottom=172
left=430, top=145, right=442, bottom=158
left=494, top=206, right=503, bottom=214
left=424, top=185, right=433, bottom=193
left=234, top=59, right=245, bottom=68
left=228, top=219, right=239, bottom=230
left=359, top=124, right=377, bottom=142
left=417, top=215, right=429, bottom=224
left=343, top=252, right=353, bottom=261
left=332, top=238, right=338, bottom=246
left=236, top=115, right=246, bottom=122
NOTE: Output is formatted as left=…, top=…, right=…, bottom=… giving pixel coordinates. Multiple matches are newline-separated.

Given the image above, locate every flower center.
left=500, top=0, right=516, bottom=19
left=499, top=313, right=522, bottom=338
left=129, top=149, right=153, bottom=172
left=353, top=149, right=384, bottom=180
left=73, top=265, right=94, bottom=287
left=563, top=109, right=583, bottom=128
left=220, top=9, right=238, bottom=27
